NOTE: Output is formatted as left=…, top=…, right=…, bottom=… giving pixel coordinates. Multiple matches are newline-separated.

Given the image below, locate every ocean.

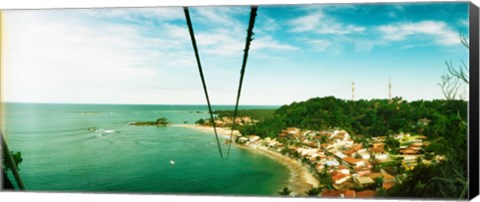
left=2, top=103, right=290, bottom=195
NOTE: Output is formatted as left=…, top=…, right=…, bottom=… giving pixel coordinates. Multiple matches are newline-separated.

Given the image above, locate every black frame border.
left=469, top=1, right=479, bottom=200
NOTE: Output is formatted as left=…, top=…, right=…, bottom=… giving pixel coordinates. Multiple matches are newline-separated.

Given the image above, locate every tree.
left=377, top=187, right=387, bottom=197
left=438, top=72, right=461, bottom=100
left=446, top=60, right=469, bottom=84
left=375, top=177, right=384, bottom=189
left=318, top=164, right=334, bottom=190
left=446, top=33, right=469, bottom=84
left=385, top=138, right=400, bottom=154
left=130, top=117, right=170, bottom=126
left=305, top=187, right=322, bottom=196
left=439, top=33, right=469, bottom=100
left=387, top=161, right=467, bottom=199
left=277, top=187, right=292, bottom=196
left=195, top=118, right=205, bottom=125
left=155, top=117, right=169, bottom=125
left=2, top=150, right=23, bottom=189
left=2, top=151, right=23, bottom=171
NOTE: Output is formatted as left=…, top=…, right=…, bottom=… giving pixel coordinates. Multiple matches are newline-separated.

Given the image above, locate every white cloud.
left=195, top=29, right=244, bottom=56
left=378, top=20, right=460, bottom=46
left=289, top=13, right=323, bottom=32
left=79, top=7, right=185, bottom=23
left=190, top=6, right=249, bottom=33
left=387, top=11, right=397, bottom=18
left=290, top=5, right=465, bottom=54
left=2, top=7, right=297, bottom=104
left=190, top=8, right=297, bottom=57
left=260, top=16, right=279, bottom=31
left=302, top=20, right=462, bottom=54
left=252, top=36, right=297, bottom=51
left=2, top=10, right=202, bottom=103
left=194, top=29, right=296, bottom=57
left=289, top=10, right=365, bottom=34
left=459, top=19, right=469, bottom=27
left=392, top=4, right=405, bottom=11
left=308, top=39, right=331, bottom=52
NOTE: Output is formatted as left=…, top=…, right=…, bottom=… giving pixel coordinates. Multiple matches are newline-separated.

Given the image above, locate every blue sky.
left=3, top=2, right=470, bottom=105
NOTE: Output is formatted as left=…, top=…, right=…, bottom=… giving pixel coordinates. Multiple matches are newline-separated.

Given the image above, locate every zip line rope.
left=184, top=6, right=258, bottom=161
left=226, top=6, right=258, bottom=160
left=184, top=7, right=224, bottom=161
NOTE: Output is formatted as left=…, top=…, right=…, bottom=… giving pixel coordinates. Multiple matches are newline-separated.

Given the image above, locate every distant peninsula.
left=129, top=117, right=169, bottom=126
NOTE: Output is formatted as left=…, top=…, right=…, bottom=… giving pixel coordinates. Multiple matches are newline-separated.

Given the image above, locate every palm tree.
left=277, top=187, right=292, bottom=196
left=305, top=187, right=322, bottom=196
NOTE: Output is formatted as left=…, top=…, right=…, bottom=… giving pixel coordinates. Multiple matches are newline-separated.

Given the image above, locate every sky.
left=2, top=2, right=470, bottom=105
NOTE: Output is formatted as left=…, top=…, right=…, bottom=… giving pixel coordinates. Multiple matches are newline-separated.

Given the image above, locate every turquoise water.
left=2, top=103, right=289, bottom=195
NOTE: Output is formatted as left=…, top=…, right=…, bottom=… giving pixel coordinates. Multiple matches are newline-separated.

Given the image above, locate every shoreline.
left=172, top=124, right=240, bottom=138
left=173, top=124, right=319, bottom=196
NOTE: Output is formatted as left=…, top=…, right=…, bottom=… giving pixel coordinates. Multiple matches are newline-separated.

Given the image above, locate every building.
left=238, top=137, right=249, bottom=143
left=342, top=156, right=366, bottom=167
left=321, top=190, right=355, bottom=198
left=337, top=165, right=350, bottom=175
left=356, top=149, right=371, bottom=159
left=380, top=169, right=396, bottom=190
left=355, top=166, right=372, bottom=177
left=335, top=151, right=348, bottom=159
left=249, top=135, right=260, bottom=142
left=354, top=176, right=375, bottom=187
left=355, top=190, right=377, bottom=198
left=284, top=127, right=300, bottom=135
left=399, top=149, right=418, bottom=155
left=331, top=173, right=351, bottom=185
left=383, top=181, right=395, bottom=190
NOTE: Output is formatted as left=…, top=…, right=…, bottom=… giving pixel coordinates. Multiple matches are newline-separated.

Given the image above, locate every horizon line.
left=0, top=95, right=463, bottom=106
left=0, top=101, right=283, bottom=106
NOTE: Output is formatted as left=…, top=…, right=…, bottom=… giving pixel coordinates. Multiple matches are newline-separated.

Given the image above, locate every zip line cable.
left=184, top=7, right=224, bottom=161
left=226, top=6, right=258, bottom=160
left=1, top=131, right=26, bottom=190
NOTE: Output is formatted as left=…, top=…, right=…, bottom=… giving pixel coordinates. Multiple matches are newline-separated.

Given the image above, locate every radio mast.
left=352, top=81, right=355, bottom=100
left=388, top=77, right=392, bottom=100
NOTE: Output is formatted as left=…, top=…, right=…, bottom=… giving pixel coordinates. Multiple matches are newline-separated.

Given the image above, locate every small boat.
left=170, top=160, right=175, bottom=165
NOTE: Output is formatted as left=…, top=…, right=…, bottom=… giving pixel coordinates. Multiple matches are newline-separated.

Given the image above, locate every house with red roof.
left=355, top=190, right=376, bottom=198
left=343, top=149, right=356, bottom=157
left=331, top=173, right=351, bottom=185
left=354, top=166, right=372, bottom=177
left=321, top=190, right=356, bottom=198
left=337, top=165, right=351, bottom=175
left=383, top=181, right=395, bottom=190
left=400, top=149, right=418, bottom=155
left=342, top=156, right=366, bottom=167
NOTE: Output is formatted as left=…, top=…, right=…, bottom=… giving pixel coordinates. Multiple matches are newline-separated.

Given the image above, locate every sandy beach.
left=173, top=124, right=320, bottom=196
left=173, top=124, right=240, bottom=138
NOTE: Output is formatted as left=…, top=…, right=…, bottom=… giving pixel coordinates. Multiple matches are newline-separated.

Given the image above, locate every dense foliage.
left=2, top=150, right=23, bottom=189
left=387, top=160, right=468, bottom=199
left=236, top=96, right=467, bottom=198
left=2, top=151, right=23, bottom=172
left=129, top=117, right=169, bottom=126
left=213, top=109, right=275, bottom=121
left=240, top=96, right=466, bottom=139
